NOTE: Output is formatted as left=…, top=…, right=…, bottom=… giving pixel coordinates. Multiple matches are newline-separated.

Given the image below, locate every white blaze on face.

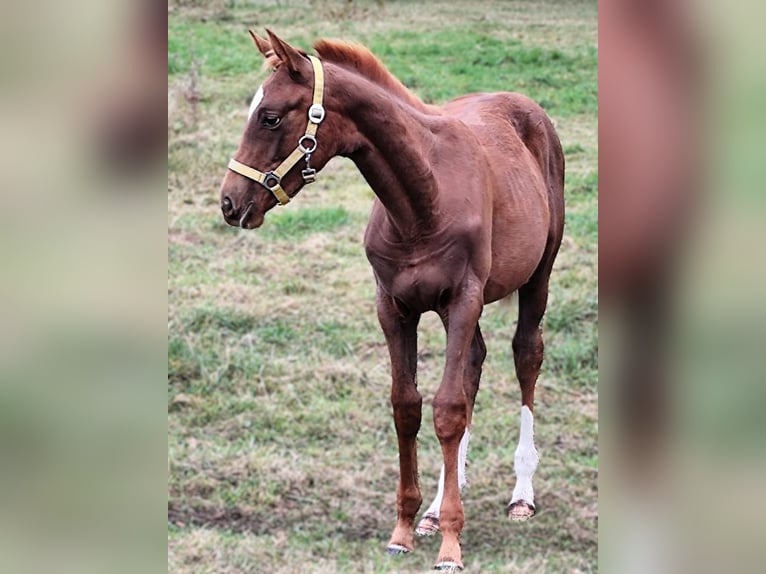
left=248, top=85, right=264, bottom=120
left=511, top=405, right=539, bottom=506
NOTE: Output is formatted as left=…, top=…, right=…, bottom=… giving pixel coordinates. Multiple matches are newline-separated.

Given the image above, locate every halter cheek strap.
left=227, top=55, right=325, bottom=206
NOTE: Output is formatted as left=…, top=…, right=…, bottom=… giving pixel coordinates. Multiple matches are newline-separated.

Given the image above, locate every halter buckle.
left=263, top=171, right=281, bottom=190
left=302, top=167, right=317, bottom=184
left=308, top=104, right=325, bottom=124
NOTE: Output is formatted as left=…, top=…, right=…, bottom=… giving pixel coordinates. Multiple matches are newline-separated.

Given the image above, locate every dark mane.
left=313, top=39, right=432, bottom=113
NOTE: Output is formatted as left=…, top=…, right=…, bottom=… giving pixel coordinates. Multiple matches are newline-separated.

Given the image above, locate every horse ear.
left=265, top=29, right=309, bottom=77
left=249, top=30, right=272, bottom=59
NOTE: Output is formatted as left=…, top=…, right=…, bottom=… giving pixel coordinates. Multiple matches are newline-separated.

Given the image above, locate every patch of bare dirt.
left=168, top=501, right=385, bottom=539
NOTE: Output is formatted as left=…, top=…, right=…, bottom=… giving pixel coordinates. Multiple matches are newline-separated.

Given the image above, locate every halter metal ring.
left=263, top=171, right=281, bottom=190
left=298, top=134, right=318, bottom=154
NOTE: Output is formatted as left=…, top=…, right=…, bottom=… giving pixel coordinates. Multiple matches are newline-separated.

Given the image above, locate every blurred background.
left=0, top=0, right=763, bottom=572
left=168, top=1, right=597, bottom=571
left=600, top=0, right=766, bottom=572
left=0, top=1, right=166, bottom=573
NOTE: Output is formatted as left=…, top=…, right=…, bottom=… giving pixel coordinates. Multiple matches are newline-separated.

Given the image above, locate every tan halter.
left=227, top=55, right=325, bottom=205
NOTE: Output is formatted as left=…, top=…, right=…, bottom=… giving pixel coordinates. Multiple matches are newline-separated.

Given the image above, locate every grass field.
left=168, top=1, right=597, bottom=572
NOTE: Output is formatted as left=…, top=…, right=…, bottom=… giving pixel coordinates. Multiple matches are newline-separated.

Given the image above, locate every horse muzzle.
left=221, top=196, right=235, bottom=217
left=221, top=196, right=264, bottom=229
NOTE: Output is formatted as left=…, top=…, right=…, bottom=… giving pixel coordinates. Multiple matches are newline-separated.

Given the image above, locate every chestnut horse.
left=219, top=30, right=564, bottom=570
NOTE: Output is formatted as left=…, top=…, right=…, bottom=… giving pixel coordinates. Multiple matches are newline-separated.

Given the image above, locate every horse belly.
left=484, top=250, right=543, bottom=302
left=484, top=205, right=549, bottom=302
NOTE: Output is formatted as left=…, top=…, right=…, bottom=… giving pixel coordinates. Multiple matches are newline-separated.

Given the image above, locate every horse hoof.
left=386, top=543, right=411, bottom=555
left=434, top=560, right=464, bottom=571
left=508, top=500, right=536, bottom=521
left=416, top=514, right=440, bottom=536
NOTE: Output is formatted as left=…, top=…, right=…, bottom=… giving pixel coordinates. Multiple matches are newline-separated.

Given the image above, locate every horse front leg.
left=376, top=290, right=422, bottom=555
left=417, top=325, right=485, bottom=537
left=432, top=282, right=484, bottom=570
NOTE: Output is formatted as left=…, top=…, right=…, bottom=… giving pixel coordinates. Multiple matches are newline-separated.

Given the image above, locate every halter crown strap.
left=227, top=55, right=325, bottom=206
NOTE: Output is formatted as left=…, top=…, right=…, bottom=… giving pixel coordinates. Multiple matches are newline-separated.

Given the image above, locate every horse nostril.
left=221, top=196, right=234, bottom=216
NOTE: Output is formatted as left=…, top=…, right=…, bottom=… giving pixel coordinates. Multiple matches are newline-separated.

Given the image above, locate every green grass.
left=169, top=10, right=596, bottom=118
left=261, top=206, right=353, bottom=239
left=168, top=1, right=597, bottom=572
left=368, top=31, right=596, bottom=116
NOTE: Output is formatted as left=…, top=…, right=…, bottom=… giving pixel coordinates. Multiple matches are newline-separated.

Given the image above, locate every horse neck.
left=329, top=66, right=439, bottom=237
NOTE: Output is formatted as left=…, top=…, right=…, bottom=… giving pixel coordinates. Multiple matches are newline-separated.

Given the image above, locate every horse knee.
left=432, top=393, right=467, bottom=443
left=391, top=388, right=422, bottom=437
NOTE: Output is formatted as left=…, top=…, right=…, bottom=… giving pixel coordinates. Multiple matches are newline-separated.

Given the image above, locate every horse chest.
left=367, top=246, right=469, bottom=312
left=393, top=265, right=445, bottom=305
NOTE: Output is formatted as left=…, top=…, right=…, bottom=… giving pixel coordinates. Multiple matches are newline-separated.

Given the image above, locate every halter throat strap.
left=227, top=55, right=325, bottom=205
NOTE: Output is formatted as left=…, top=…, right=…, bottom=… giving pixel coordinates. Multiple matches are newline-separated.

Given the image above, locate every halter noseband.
left=227, top=55, right=325, bottom=205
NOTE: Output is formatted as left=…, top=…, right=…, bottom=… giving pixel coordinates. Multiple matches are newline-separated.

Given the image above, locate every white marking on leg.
left=510, top=406, right=539, bottom=506
left=248, top=85, right=264, bottom=120
left=422, top=465, right=444, bottom=519
left=422, top=428, right=471, bottom=520
left=457, top=426, right=470, bottom=490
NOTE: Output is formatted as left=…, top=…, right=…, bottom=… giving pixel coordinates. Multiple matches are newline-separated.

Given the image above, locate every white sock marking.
left=422, top=428, right=471, bottom=519
left=511, top=405, right=539, bottom=506
left=423, top=465, right=444, bottom=519
left=248, top=85, right=264, bottom=120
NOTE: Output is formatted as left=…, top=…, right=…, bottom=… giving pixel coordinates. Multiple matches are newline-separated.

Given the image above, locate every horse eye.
left=262, top=115, right=281, bottom=129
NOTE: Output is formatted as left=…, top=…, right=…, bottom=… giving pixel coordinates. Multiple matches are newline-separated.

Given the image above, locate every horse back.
left=443, top=91, right=564, bottom=226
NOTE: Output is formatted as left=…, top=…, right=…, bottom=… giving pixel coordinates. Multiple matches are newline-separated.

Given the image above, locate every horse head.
left=219, top=30, right=336, bottom=229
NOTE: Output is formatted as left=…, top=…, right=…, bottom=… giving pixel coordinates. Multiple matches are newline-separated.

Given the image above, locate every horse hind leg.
left=416, top=326, right=485, bottom=537
left=508, top=278, right=549, bottom=521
